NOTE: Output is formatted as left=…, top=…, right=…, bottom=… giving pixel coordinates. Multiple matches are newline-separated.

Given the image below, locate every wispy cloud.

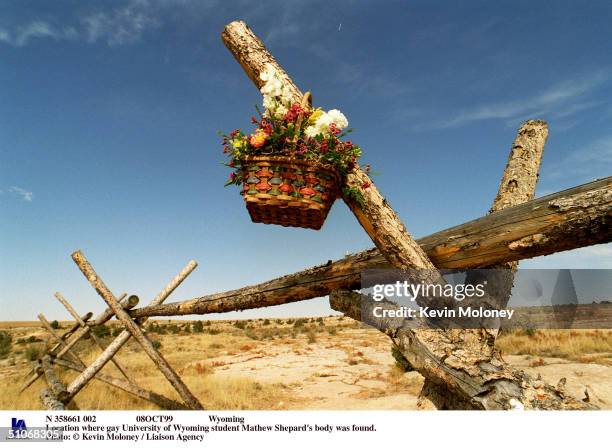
left=6, top=186, right=34, bottom=202
left=429, top=72, right=607, bottom=130
left=545, top=135, right=612, bottom=181
left=0, top=21, right=77, bottom=46
left=521, top=244, right=612, bottom=269
left=0, top=0, right=162, bottom=47
left=80, top=1, right=160, bottom=46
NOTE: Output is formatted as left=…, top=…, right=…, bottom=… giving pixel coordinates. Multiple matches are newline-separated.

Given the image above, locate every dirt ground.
left=0, top=318, right=610, bottom=410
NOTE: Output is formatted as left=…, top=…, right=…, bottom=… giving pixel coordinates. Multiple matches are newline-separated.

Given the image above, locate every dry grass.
left=497, top=329, right=612, bottom=363
left=2, top=319, right=611, bottom=410
left=0, top=320, right=299, bottom=410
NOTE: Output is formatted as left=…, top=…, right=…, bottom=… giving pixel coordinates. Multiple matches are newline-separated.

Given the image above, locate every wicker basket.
left=240, top=156, right=341, bottom=230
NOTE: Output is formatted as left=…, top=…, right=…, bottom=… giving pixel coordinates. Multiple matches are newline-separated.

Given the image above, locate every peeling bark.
left=330, top=290, right=596, bottom=410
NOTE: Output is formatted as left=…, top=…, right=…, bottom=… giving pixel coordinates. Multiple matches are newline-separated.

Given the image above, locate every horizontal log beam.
left=130, top=177, right=611, bottom=318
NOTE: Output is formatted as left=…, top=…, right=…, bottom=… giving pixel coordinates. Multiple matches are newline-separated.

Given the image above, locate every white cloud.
left=0, top=21, right=77, bottom=46
left=409, top=72, right=608, bottom=131
left=545, top=135, right=612, bottom=181
left=81, top=1, right=160, bottom=46
left=0, top=0, right=162, bottom=47
left=521, top=244, right=612, bottom=269
left=8, top=186, right=34, bottom=202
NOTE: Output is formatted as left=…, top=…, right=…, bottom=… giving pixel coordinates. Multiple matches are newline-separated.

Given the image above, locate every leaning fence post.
left=66, top=252, right=201, bottom=409
left=54, top=292, right=133, bottom=382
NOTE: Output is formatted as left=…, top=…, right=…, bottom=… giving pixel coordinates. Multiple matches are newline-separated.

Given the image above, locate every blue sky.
left=1, top=0, right=610, bottom=321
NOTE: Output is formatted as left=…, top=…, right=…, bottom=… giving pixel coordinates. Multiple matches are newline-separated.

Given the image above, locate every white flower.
left=259, top=63, right=277, bottom=82
left=327, top=109, right=348, bottom=129
left=274, top=104, right=288, bottom=119
left=304, top=125, right=320, bottom=138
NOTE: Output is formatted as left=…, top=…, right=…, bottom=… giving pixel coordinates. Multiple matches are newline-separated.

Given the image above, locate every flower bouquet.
left=222, top=64, right=363, bottom=230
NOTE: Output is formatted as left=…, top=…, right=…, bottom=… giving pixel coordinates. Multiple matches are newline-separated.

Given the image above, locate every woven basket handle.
left=292, top=91, right=312, bottom=147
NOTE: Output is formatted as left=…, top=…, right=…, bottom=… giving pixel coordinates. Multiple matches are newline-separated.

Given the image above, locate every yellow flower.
left=307, top=108, right=323, bottom=124
left=250, top=129, right=268, bottom=148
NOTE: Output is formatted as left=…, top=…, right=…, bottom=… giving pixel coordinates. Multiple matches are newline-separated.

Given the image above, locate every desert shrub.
left=293, top=318, right=307, bottom=328
left=111, top=326, right=123, bottom=337
left=307, top=331, right=317, bottom=344
left=327, top=326, right=337, bottom=336
left=262, top=319, right=270, bottom=326
left=151, top=339, right=162, bottom=350
left=183, top=324, right=191, bottom=333
left=207, top=328, right=221, bottom=335
left=191, top=321, right=204, bottom=333
left=50, top=320, right=60, bottom=329
left=244, top=329, right=259, bottom=340
left=25, top=345, right=40, bottom=361
left=168, top=324, right=180, bottom=334
left=0, top=331, right=12, bottom=359
left=234, top=321, right=247, bottom=330
left=91, top=324, right=110, bottom=338
left=286, top=319, right=294, bottom=325
left=523, top=327, right=537, bottom=337
left=391, top=345, right=414, bottom=372
left=147, top=322, right=167, bottom=334
left=26, top=335, right=42, bottom=343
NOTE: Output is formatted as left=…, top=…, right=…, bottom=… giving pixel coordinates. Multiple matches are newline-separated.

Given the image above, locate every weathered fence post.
left=66, top=253, right=202, bottom=409
left=55, top=292, right=133, bottom=382
left=417, top=119, right=548, bottom=409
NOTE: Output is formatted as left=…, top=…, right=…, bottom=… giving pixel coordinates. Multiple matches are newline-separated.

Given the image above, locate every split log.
left=53, top=358, right=189, bottom=410
left=129, top=177, right=611, bottom=319
left=40, top=355, right=69, bottom=403
left=66, top=256, right=201, bottom=409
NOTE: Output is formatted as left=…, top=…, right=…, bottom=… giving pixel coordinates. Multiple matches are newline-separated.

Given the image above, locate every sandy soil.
left=1, top=321, right=611, bottom=410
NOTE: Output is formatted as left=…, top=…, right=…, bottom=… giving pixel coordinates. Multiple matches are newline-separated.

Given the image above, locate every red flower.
left=229, top=159, right=235, bottom=167
left=260, top=119, right=272, bottom=135
left=320, top=139, right=329, bottom=153
left=329, top=123, right=341, bottom=135
left=283, top=103, right=305, bottom=123
left=362, top=181, right=371, bottom=189
left=230, top=172, right=236, bottom=180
